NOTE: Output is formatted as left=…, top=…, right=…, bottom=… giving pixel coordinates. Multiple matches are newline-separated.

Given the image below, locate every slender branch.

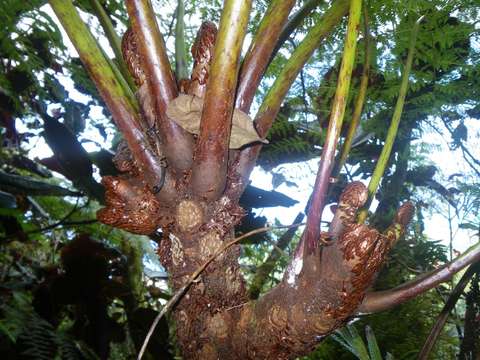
left=126, top=0, right=194, bottom=172
left=166, top=13, right=176, bottom=39
left=357, top=16, right=424, bottom=223
left=270, top=0, right=324, bottom=63
left=49, top=0, right=165, bottom=192
left=304, top=0, right=362, bottom=253
left=0, top=170, right=79, bottom=197
left=41, top=197, right=82, bottom=230
left=30, top=219, right=98, bottom=234
left=334, top=5, right=371, bottom=176
left=88, top=0, right=136, bottom=91
left=417, top=263, right=479, bottom=360
left=249, top=212, right=305, bottom=299
left=137, top=222, right=305, bottom=360
left=174, top=0, right=188, bottom=80
left=2, top=198, right=82, bottom=240
left=458, top=271, right=480, bottom=358
left=191, top=0, right=252, bottom=200
left=229, top=0, right=350, bottom=200
left=0, top=220, right=98, bottom=242
left=357, top=241, right=480, bottom=314
left=235, top=0, right=295, bottom=112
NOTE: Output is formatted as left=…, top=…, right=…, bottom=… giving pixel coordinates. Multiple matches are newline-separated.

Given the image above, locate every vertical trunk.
left=156, top=197, right=248, bottom=358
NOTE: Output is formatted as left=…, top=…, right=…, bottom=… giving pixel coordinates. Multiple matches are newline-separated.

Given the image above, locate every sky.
left=23, top=2, right=480, bottom=260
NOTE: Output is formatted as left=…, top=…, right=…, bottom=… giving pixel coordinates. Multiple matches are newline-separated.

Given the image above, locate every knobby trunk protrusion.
left=179, top=21, right=217, bottom=98
left=224, top=182, right=414, bottom=359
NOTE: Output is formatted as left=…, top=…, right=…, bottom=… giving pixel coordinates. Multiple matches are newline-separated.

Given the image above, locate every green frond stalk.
left=49, top=0, right=165, bottom=190
left=305, top=0, right=362, bottom=251
left=175, top=0, right=188, bottom=80
left=335, top=6, right=371, bottom=176
left=102, top=47, right=139, bottom=113
left=49, top=0, right=132, bottom=117
left=88, top=0, right=136, bottom=92
left=358, top=16, right=424, bottom=224
left=255, top=0, right=350, bottom=136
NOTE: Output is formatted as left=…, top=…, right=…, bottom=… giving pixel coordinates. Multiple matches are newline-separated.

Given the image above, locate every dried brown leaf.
left=166, top=94, right=267, bottom=149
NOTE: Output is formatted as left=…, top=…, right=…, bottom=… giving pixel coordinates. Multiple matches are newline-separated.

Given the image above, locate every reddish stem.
left=191, top=0, right=252, bottom=200
left=357, top=242, right=480, bottom=314
left=269, top=0, right=324, bottom=64
left=235, top=0, right=295, bottom=112
left=126, top=0, right=194, bottom=172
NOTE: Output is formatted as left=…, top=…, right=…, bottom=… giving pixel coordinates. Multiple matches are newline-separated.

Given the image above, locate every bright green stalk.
left=88, top=0, right=136, bottom=91
left=357, top=16, right=424, bottom=224
left=174, top=0, right=188, bottom=80
left=255, top=0, right=350, bottom=136
left=335, top=6, right=371, bottom=176
left=304, top=0, right=362, bottom=251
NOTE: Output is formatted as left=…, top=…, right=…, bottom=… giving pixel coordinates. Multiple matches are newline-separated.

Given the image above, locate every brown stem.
left=417, top=262, right=479, bottom=360
left=357, top=241, right=480, bottom=314
left=235, top=0, right=295, bottom=112
left=191, top=0, right=252, bottom=200
left=126, top=0, right=194, bottom=172
left=230, top=211, right=393, bottom=357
